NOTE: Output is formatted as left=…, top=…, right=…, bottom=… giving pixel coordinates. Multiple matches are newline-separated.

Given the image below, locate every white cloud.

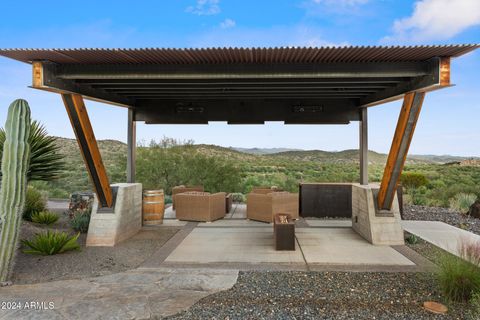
left=186, top=0, right=221, bottom=16
left=383, top=0, right=480, bottom=43
left=220, top=18, right=236, bottom=29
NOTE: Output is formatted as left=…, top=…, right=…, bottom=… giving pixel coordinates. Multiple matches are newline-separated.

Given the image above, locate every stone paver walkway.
left=402, top=220, right=480, bottom=258
left=0, top=268, right=238, bottom=320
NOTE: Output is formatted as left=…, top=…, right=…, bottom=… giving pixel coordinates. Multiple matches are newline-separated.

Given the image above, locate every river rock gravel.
left=166, top=271, right=473, bottom=320
left=11, top=218, right=180, bottom=285
left=403, top=204, right=480, bottom=235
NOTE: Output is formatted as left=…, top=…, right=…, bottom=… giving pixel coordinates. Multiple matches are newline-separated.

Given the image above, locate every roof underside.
left=0, top=45, right=478, bottom=124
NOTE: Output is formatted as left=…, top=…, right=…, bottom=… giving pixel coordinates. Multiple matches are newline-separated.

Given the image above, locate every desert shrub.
left=405, top=234, right=418, bottom=245
left=70, top=208, right=91, bottom=233
left=459, top=239, right=480, bottom=267
left=31, top=211, right=59, bottom=225
left=137, top=138, right=241, bottom=193
left=231, top=193, right=246, bottom=203
left=401, top=172, right=429, bottom=189
left=23, top=186, right=47, bottom=221
left=450, top=193, right=477, bottom=213
left=401, top=172, right=429, bottom=205
left=0, top=120, right=65, bottom=182
left=21, top=231, right=80, bottom=255
left=436, top=253, right=480, bottom=302
left=469, top=292, right=480, bottom=319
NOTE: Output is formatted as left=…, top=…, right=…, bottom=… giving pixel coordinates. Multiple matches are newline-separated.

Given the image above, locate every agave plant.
left=21, top=231, right=80, bottom=255
left=31, top=211, right=59, bottom=225
left=0, top=120, right=65, bottom=181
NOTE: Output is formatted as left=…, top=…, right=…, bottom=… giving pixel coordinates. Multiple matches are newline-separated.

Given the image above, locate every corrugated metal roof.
left=0, top=45, right=478, bottom=65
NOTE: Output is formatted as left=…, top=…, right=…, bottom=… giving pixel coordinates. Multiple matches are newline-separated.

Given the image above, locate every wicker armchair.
left=247, top=191, right=299, bottom=223
left=172, top=185, right=204, bottom=209
left=175, top=192, right=226, bottom=222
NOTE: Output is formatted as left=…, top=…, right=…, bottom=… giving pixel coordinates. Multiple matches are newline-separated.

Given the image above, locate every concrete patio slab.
left=159, top=219, right=189, bottom=227
left=165, top=227, right=304, bottom=264
left=164, top=224, right=415, bottom=267
left=296, top=228, right=415, bottom=266
left=402, top=220, right=480, bottom=258
left=305, top=219, right=352, bottom=228
left=231, top=203, right=247, bottom=219
left=198, top=219, right=270, bottom=227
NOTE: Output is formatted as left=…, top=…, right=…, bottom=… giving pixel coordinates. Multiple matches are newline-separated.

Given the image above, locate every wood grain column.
left=62, top=93, right=113, bottom=208
left=377, top=91, right=425, bottom=210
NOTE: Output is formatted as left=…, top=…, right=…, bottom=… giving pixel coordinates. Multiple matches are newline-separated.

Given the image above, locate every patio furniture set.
left=172, top=185, right=299, bottom=224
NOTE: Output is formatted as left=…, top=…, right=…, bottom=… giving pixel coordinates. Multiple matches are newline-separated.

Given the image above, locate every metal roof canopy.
left=1, top=45, right=478, bottom=124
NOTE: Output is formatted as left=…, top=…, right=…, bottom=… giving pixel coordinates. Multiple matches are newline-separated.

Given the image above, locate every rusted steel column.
left=377, top=91, right=425, bottom=210
left=359, top=108, right=368, bottom=185
left=62, top=93, right=113, bottom=208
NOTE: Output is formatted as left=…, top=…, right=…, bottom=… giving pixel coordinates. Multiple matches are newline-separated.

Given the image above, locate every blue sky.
left=0, top=0, right=479, bottom=155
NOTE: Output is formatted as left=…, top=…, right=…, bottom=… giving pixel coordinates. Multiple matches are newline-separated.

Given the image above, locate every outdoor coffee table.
left=273, top=213, right=295, bottom=251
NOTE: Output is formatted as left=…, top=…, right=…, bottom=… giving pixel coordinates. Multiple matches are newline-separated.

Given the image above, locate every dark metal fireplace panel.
left=299, top=183, right=353, bottom=218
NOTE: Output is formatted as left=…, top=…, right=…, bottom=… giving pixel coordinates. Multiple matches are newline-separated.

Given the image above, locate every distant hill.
left=232, top=147, right=302, bottom=155
left=32, top=137, right=480, bottom=206
left=53, top=137, right=478, bottom=168
left=409, top=154, right=480, bottom=164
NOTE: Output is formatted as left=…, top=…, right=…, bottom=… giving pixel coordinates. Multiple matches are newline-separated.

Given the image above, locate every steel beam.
left=81, top=79, right=406, bottom=85
left=33, top=61, right=133, bottom=107
left=127, top=108, right=136, bottom=183
left=62, top=93, right=113, bottom=208
left=360, top=57, right=446, bottom=107
left=56, top=61, right=430, bottom=80
left=134, top=99, right=360, bottom=124
left=377, top=92, right=425, bottom=210
left=359, top=108, right=368, bottom=185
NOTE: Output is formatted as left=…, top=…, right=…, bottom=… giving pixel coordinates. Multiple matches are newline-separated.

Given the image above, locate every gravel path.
left=12, top=218, right=180, bottom=285
left=403, top=205, right=480, bottom=235
left=167, top=271, right=472, bottom=320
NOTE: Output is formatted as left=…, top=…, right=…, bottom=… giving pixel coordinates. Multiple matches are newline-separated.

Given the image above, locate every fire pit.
left=273, top=213, right=295, bottom=251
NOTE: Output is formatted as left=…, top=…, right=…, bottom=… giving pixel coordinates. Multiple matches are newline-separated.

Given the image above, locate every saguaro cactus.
left=0, top=99, right=31, bottom=282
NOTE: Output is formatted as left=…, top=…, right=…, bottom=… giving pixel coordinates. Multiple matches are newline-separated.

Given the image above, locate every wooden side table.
left=274, top=213, right=295, bottom=251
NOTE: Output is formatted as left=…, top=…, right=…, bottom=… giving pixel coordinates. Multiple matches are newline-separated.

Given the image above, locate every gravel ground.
left=167, top=271, right=473, bottom=320
left=403, top=205, right=480, bottom=235
left=11, top=215, right=180, bottom=285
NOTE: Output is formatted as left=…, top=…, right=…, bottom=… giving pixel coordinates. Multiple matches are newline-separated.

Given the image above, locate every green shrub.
left=400, top=172, right=428, bottom=189
left=405, top=234, right=418, bottom=245
left=70, top=209, right=91, bottom=233
left=469, top=292, right=480, bottom=319
left=70, top=207, right=92, bottom=232
left=450, top=193, right=477, bottom=213
left=230, top=193, right=246, bottom=203
left=31, top=211, right=59, bottom=225
left=21, top=231, right=80, bottom=255
left=0, top=120, right=65, bottom=181
left=436, top=253, right=480, bottom=302
left=23, top=186, right=47, bottom=221
left=164, top=195, right=172, bottom=204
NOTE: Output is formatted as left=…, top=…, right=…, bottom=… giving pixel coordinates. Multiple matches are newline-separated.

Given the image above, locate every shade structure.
left=1, top=45, right=478, bottom=124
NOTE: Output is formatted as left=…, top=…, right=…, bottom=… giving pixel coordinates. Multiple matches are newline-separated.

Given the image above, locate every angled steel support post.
left=61, top=93, right=113, bottom=208
left=359, top=108, right=368, bottom=185
left=127, top=108, right=136, bottom=183
left=377, top=91, right=425, bottom=210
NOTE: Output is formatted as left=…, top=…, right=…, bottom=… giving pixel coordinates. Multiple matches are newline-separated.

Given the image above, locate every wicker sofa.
left=247, top=191, right=299, bottom=223
left=175, top=191, right=226, bottom=222
left=172, top=185, right=204, bottom=209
